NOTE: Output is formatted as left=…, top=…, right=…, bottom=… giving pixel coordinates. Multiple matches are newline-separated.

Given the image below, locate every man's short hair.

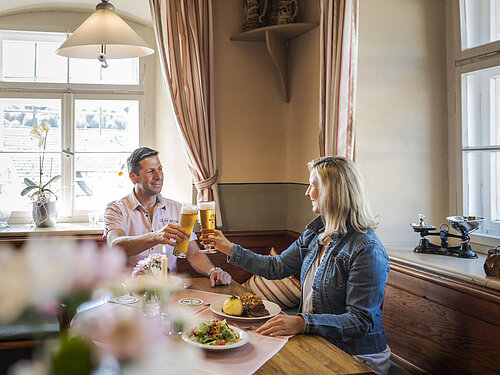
left=127, top=147, right=159, bottom=175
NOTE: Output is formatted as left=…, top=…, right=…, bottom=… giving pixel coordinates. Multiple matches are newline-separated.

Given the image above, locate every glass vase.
left=142, top=290, right=160, bottom=317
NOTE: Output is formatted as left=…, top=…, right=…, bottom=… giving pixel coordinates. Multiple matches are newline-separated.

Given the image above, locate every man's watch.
left=208, top=266, right=222, bottom=277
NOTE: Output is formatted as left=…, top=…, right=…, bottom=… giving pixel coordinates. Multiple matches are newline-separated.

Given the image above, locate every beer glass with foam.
left=173, top=203, right=199, bottom=258
left=198, top=201, right=216, bottom=253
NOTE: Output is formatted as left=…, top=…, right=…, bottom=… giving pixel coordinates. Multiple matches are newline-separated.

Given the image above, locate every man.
left=104, top=147, right=231, bottom=287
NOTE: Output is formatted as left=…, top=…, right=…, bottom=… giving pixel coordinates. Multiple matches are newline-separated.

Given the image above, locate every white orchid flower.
left=30, top=123, right=41, bottom=137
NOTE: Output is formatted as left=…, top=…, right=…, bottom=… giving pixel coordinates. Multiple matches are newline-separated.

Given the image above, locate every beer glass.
left=198, top=201, right=216, bottom=254
left=173, top=203, right=199, bottom=258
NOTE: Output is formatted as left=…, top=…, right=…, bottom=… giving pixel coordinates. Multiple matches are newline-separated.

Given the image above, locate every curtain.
left=319, top=0, right=359, bottom=159
left=149, top=0, right=222, bottom=224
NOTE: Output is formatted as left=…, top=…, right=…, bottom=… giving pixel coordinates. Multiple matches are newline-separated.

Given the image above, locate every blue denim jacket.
left=229, top=216, right=390, bottom=355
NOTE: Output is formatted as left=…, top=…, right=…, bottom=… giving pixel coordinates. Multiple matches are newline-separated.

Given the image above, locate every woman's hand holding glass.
left=207, top=230, right=234, bottom=256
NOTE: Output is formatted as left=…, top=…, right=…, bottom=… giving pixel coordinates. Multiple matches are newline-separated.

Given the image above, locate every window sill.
left=386, top=245, right=500, bottom=292
left=0, top=222, right=104, bottom=238
left=470, top=233, right=500, bottom=250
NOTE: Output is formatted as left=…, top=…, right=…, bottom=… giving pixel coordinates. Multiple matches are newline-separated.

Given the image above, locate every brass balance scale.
left=410, top=214, right=484, bottom=259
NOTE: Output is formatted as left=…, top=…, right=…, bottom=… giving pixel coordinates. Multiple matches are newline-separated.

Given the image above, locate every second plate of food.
left=182, top=320, right=249, bottom=350
left=210, top=298, right=281, bottom=321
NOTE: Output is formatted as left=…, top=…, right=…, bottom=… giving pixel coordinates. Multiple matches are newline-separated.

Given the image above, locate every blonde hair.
left=307, top=156, right=377, bottom=242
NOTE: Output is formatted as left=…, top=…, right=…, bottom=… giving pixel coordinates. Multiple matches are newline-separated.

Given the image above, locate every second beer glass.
left=173, top=203, right=199, bottom=258
left=198, top=201, right=216, bottom=254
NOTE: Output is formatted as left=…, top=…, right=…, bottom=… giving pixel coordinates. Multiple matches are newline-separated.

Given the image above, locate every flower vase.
left=142, top=290, right=160, bottom=317
left=32, top=199, right=57, bottom=227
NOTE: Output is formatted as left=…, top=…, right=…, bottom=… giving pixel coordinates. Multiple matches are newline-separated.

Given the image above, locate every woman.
left=210, top=156, right=391, bottom=375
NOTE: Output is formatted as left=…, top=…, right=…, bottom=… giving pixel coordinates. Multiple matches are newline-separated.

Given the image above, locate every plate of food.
left=210, top=292, right=281, bottom=321
left=182, top=319, right=249, bottom=350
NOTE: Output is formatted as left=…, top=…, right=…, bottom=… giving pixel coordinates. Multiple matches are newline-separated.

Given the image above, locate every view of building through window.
left=73, top=100, right=139, bottom=211
left=0, top=30, right=142, bottom=221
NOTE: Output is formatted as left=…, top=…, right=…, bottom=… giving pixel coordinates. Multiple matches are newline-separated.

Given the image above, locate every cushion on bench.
left=242, top=248, right=301, bottom=308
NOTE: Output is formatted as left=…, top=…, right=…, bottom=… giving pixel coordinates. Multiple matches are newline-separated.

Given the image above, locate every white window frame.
left=447, top=0, right=500, bottom=248
left=0, top=30, right=153, bottom=224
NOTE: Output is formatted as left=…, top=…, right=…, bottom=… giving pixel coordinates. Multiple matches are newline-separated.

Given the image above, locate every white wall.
left=210, top=0, right=449, bottom=242
left=0, top=1, right=451, bottom=241
left=153, top=61, right=193, bottom=204
left=356, top=0, right=448, bottom=245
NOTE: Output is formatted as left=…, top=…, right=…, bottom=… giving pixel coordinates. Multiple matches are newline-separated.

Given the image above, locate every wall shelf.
left=230, top=23, right=318, bottom=102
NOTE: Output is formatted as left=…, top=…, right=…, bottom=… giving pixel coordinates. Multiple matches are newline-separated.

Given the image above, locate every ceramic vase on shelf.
left=277, top=0, right=298, bottom=24
left=265, top=0, right=279, bottom=26
left=32, top=198, right=57, bottom=227
left=242, top=0, right=268, bottom=31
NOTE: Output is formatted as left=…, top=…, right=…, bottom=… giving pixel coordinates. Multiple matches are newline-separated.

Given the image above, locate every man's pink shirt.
left=104, top=192, right=197, bottom=269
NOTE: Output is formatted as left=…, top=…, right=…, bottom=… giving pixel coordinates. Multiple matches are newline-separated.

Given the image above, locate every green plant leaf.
left=23, top=177, right=37, bottom=187
left=21, top=185, right=38, bottom=196
left=42, top=175, right=62, bottom=189
left=51, top=335, right=96, bottom=375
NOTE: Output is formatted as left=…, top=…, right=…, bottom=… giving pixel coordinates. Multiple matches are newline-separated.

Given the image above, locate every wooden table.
left=188, top=278, right=373, bottom=375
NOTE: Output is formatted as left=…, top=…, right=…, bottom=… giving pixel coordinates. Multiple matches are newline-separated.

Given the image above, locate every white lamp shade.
left=56, top=8, right=154, bottom=59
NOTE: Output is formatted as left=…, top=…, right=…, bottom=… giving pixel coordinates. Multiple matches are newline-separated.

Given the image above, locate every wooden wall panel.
left=385, top=261, right=500, bottom=375
left=0, top=234, right=106, bottom=249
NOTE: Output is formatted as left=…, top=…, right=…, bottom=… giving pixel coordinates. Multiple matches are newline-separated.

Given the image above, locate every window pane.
left=495, top=77, right=500, bottom=145
left=69, top=58, right=139, bottom=85
left=493, top=152, right=500, bottom=221
left=0, top=98, right=61, bottom=152
left=36, top=42, right=67, bottom=83
left=461, top=0, right=500, bottom=50
left=2, top=41, right=35, bottom=81
left=74, top=100, right=139, bottom=152
left=0, top=152, right=61, bottom=212
left=462, top=67, right=500, bottom=147
left=464, top=151, right=483, bottom=217
left=74, top=153, right=132, bottom=211
left=1, top=31, right=68, bottom=83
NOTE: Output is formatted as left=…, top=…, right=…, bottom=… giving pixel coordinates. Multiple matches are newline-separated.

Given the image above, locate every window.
left=449, top=0, right=500, bottom=240
left=0, top=30, right=149, bottom=222
left=460, top=0, right=500, bottom=49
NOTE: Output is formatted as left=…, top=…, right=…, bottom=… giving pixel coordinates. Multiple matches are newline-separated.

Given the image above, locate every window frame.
left=0, top=30, right=153, bottom=224
left=447, top=0, right=500, bottom=248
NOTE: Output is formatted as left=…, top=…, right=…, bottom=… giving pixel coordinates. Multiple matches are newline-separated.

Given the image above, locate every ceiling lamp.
left=56, top=0, right=154, bottom=68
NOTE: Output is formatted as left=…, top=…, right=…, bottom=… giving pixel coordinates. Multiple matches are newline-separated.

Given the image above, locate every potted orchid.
left=21, top=122, right=61, bottom=227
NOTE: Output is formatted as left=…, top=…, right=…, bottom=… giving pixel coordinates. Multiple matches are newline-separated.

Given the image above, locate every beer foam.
left=198, top=201, right=215, bottom=210
left=181, top=205, right=199, bottom=214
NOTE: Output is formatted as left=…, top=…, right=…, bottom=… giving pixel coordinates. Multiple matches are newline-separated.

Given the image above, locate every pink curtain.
left=319, top=0, right=359, bottom=159
left=149, top=0, right=222, bottom=224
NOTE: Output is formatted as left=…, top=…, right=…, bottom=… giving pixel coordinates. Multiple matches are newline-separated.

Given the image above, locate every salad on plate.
left=189, top=319, right=242, bottom=346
